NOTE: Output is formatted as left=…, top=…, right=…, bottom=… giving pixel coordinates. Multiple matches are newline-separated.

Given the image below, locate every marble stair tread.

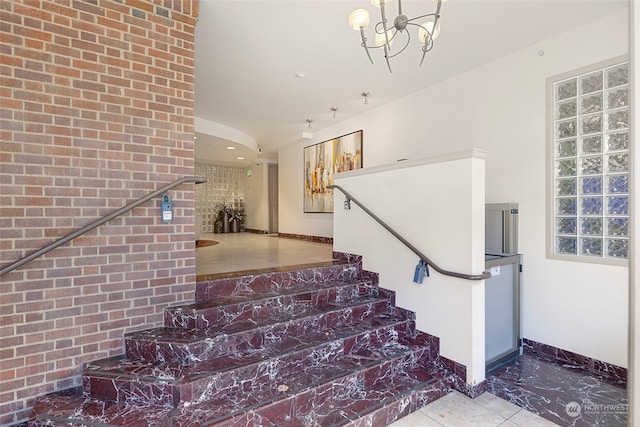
left=192, top=278, right=375, bottom=305
left=30, top=368, right=446, bottom=427
left=174, top=367, right=445, bottom=427
left=195, top=263, right=363, bottom=302
left=29, top=262, right=457, bottom=427
left=89, top=330, right=425, bottom=385
left=85, top=314, right=422, bottom=404
left=126, top=296, right=399, bottom=364
left=294, top=369, right=442, bottom=427
left=29, top=393, right=177, bottom=427
left=165, top=279, right=378, bottom=329
left=85, top=336, right=431, bottom=409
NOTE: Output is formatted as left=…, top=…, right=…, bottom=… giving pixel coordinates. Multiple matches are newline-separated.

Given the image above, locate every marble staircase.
left=29, top=256, right=453, bottom=426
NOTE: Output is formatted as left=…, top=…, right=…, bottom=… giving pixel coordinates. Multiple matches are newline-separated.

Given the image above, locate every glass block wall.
left=552, top=61, right=629, bottom=260
left=195, top=163, right=247, bottom=232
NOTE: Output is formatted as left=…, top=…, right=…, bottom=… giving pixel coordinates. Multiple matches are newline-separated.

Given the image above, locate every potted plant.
left=215, top=202, right=232, bottom=233
left=229, top=208, right=246, bottom=233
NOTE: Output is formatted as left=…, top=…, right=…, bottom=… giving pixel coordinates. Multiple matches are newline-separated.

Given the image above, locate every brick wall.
left=0, top=0, right=199, bottom=424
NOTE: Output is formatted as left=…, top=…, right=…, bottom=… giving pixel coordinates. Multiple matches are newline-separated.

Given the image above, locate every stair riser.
left=166, top=281, right=378, bottom=329
left=297, top=384, right=450, bottom=427
left=189, top=371, right=448, bottom=427
left=29, top=394, right=177, bottom=427
left=127, top=299, right=392, bottom=365
left=82, top=375, right=181, bottom=408
left=31, top=262, right=455, bottom=427
left=171, top=352, right=436, bottom=426
left=195, top=264, right=362, bottom=302
left=197, top=341, right=431, bottom=409
left=90, top=320, right=425, bottom=407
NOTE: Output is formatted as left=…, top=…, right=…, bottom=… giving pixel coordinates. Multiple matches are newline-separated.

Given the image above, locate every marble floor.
left=487, top=353, right=627, bottom=427
left=195, top=233, right=559, bottom=426
left=196, top=232, right=335, bottom=277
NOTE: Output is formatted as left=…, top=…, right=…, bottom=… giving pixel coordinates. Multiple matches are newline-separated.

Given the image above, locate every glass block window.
left=550, top=60, right=629, bottom=262
left=195, top=163, right=247, bottom=233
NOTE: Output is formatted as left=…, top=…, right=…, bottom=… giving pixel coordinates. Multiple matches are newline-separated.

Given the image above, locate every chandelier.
left=349, top=0, right=444, bottom=72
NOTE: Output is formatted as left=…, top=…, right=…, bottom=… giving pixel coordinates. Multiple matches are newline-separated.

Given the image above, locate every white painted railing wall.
left=332, top=150, right=486, bottom=385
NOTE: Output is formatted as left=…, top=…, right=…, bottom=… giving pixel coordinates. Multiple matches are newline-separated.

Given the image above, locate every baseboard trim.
left=277, top=233, right=333, bottom=244
left=523, top=338, right=627, bottom=383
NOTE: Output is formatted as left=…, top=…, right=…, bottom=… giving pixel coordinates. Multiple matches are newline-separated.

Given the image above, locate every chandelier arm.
left=382, top=42, right=392, bottom=72
left=419, top=33, right=434, bottom=66
left=404, top=13, right=438, bottom=25
left=378, top=2, right=393, bottom=71
left=406, top=21, right=436, bottom=45
left=359, top=27, right=399, bottom=51
left=350, top=0, right=442, bottom=72
left=434, top=0, right=443, bottom=18
left=359, top=27, right=375, bottom=64
left=385, top=31, right=412, bottom=59
left=384, top=54, right=392, bottom=72
left=380, top=2, right=392, bottom=50
left=429, top=0, right=443, bottom=39
left=419, top=47, right=428, bottom=66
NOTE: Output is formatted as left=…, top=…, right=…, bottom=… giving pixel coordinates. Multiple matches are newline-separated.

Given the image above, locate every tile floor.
left=196, top=232, right=334, bottom=277
left=390, top=391, right=559, bottom=426
left=196, top=233, right=559, bottom=426
left=487, top=353, right=627, bottom=426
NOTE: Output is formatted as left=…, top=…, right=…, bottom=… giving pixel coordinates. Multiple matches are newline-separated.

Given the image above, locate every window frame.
left=546, top=55, right=629, bottom=266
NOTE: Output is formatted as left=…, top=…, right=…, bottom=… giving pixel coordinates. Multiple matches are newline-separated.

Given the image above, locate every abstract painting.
left=303, top=130, right=363, bottom=213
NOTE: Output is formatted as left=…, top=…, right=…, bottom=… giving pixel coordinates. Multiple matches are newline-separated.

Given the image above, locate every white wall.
left=279, top=9, right=629, bottom=367
left=279, top=143, right=334, bottom=237
left=245, top=162, right=269, bottom=232
left=333, top=152, right=486, bottom=384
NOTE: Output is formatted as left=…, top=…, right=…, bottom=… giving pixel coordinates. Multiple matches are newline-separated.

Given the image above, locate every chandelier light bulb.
left=418, top=20, right=441, bottom=43
left=374, top=29, right=394, bottom=47
left=349, top=9, right=370, bottom=30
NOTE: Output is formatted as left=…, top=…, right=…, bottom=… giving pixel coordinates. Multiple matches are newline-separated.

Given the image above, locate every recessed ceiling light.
left=226, top=146, right=236, bottom=150
left=236, top=156, right=245, bottom=160
left=295, top=72, right=306, bottom=79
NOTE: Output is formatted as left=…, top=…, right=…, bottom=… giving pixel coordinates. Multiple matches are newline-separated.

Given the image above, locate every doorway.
left=268, top=164, right=278, bottom=233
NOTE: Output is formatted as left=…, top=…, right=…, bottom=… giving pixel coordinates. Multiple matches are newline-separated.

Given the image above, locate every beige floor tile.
left=473, top=392, right=521, bottom=419
left=497, top=420, right=519, bottom=427
left=389, top=410, right=444, bottom=426
left=418, top=391, right=507, bottom=426
left=506, top=409, right=560, bottom=426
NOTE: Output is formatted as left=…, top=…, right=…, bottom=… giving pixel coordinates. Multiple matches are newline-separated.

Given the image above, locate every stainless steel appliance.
left=485, top=203, right=522, bottom=373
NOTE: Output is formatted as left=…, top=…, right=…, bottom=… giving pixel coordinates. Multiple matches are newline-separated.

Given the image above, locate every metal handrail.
left=328, top=184, right=491, bottom=281
left=1, top=176, right=207, bottom=276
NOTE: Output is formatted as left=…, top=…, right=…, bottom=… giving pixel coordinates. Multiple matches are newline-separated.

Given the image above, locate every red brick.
left=3, top=0, right=198, bottom=421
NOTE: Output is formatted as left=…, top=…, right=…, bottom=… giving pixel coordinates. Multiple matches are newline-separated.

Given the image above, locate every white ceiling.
left=193, top=0, right=627, bottom=166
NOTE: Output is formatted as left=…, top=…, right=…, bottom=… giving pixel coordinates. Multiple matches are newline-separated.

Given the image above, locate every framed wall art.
left=303, top=130, right=363, bottom=213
